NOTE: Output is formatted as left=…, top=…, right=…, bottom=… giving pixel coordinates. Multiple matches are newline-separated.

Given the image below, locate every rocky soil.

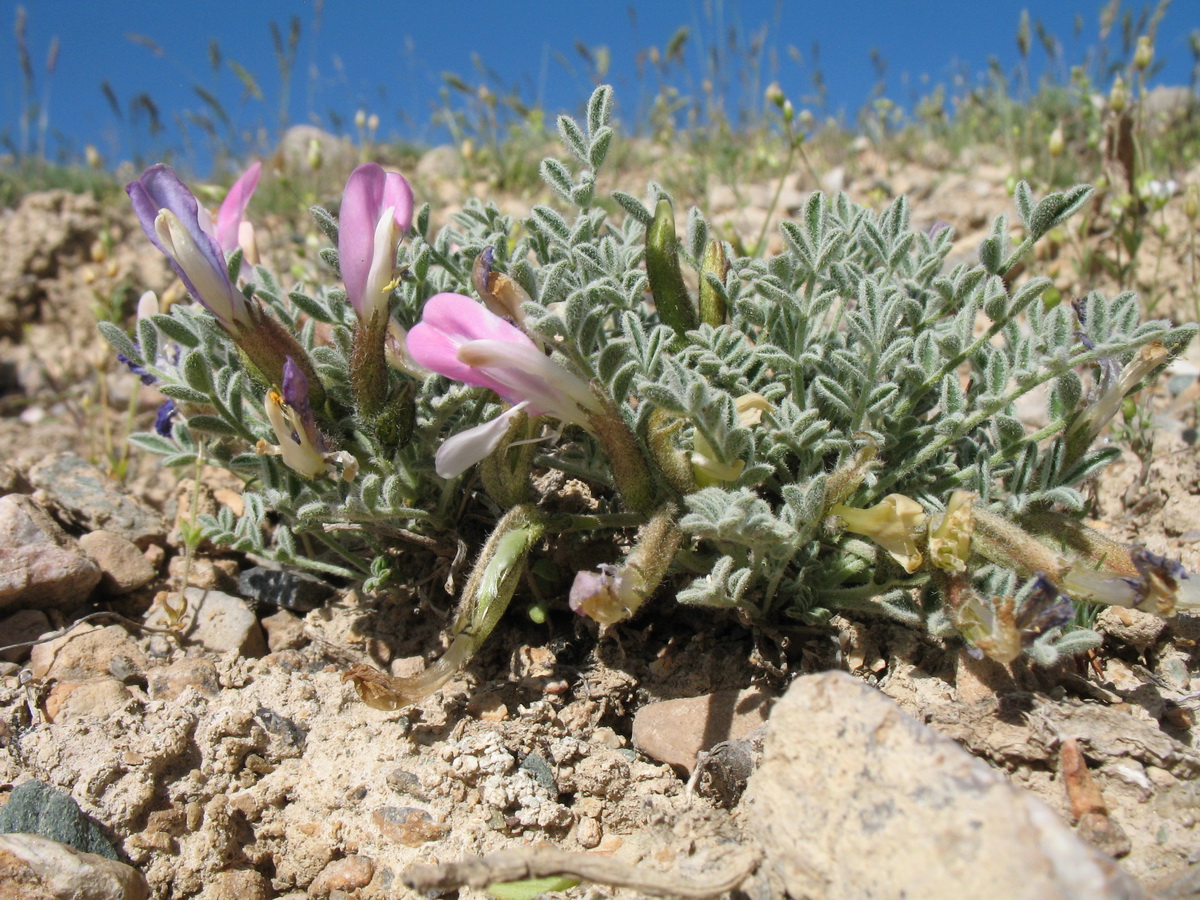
left=0, top=149, right=1199, bottom=900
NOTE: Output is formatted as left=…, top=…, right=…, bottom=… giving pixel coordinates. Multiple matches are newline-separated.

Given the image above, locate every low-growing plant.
left=102, top=85, right=1199, bottom=709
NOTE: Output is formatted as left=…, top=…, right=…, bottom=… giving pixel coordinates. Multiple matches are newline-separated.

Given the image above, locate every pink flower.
left=214, top=161, right=261, bottom=257
left=337, top=163, right=414, bottom=323
left=407, top=292, right=602, bottom=477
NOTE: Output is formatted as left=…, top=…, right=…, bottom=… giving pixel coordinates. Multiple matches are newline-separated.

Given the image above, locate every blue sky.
left=2, top=1, right=1196, bottom=174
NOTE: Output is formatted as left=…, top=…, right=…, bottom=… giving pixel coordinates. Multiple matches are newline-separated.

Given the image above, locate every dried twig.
left=0, top=609, right=180, bottom=657
left=402, top=845, right=761, bottom=899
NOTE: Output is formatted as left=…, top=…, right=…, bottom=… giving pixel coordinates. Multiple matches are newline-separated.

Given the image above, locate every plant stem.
left=752, top=127, right=797, bottom=257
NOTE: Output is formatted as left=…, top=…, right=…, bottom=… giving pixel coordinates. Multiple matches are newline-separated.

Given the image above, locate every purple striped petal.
left=126, top=165, right=238, bottom=324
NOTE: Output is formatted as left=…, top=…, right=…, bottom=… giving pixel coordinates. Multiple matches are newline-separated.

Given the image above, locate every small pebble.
left=520, top=752, right=557, bottom=793
left=632, top=687, right=774, bottom=774
left=144, top=587, right=266, bottom=657
left=238, top=565, right=334, bottom=612
left=0, top=779, right=120, bottom=859
left=385, top=769, right=425, bottom=799
left=309, top=855, right=375, bottom=897
left=205, top=868, right=270, bottom=900
left=0, top=494, right=101, bottom=608
left=576, top=815, right=602, bottom=849
left=1095, top=606, right=1167, bottom=650
left=45, top=677, right=132, bottom=723
left=261, top=609, right=307, bottom=652
left=372, top=806, right=446, bottom=846
left=29, top=623, right=147, bottom=680
left=0, top=833, right=149, bottom=900
left=26, top=452, right=165, bottom=548
left=78, top=530, right=157, bottom=594
left=147, top=657, right=221, bottom=701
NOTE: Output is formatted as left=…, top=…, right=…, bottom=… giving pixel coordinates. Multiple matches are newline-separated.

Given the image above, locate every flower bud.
left=646, top=198, right=697, bottom=337
left=472, top=246, right=531, bottom=326
left=1048, top=125, right=1065, bottom=159
left=1185, top=184, right=1200, bottom=221
left=1134, top=35, right=1153, bottom=71
left=765, top=81, right=785, bottom=109
left=1108, top=75, right=1128, bottom=114
left=261, top=359, right=327, bottom=480
left=691, top=393, right=770, bottom=487
left=238, top=221, right=260, bottom=267
left=136, top=290, right=160, bottom=322
left=698, top=239, right=730, bottom=327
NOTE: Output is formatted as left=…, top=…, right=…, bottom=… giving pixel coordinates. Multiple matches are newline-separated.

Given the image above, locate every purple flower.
left=263, top=357, right=326, bottom=479
left=118, top=354, right=156, bottom=386
left=337, top=163, right=414, bottom=324
left=407, top=293, right=602, bottom=477
left=154, top=400, right=177, bottom=437
left=569, top=564, right=643, bottom=624
left=126, top=164, right=252, bottom=332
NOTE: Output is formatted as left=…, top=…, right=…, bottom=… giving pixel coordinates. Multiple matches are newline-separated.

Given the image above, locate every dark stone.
left=26, top=453, right=165, bottom=548
left=694, top=730, right=764, bottom=807
left=238, top=565, right=335, bottom=612
left=519, top=752, right=557, bottom=793
left=0, top=779, right=119, bottom=859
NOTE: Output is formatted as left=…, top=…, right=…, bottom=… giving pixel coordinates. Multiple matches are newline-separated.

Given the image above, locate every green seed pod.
left=698, top=239, right=730, bottom=327
left=646, top=198, right=697, bottom=336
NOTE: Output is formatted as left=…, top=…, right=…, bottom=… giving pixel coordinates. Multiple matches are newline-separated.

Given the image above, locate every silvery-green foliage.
left=104, top=85, right=1195, bottom=664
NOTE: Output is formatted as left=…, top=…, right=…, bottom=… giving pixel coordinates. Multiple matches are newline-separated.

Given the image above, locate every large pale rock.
left=78, top=531, right=156, bottom=595
left=29, top=623, right=147, bottom=681
left=45, top=678, right=133, bottom=723
left=746, top=671, right=1146, bottom=900
left=144, top=588, right=266, bottom=657
left=277, top=125, right=356, bottom=174
left=0, top=494, right=100, bottom=609
left=632, top=687, right=773, bottom=774
left=0, top=832, right=148, bottom=900
left=26, top=453, right=165, bottom=548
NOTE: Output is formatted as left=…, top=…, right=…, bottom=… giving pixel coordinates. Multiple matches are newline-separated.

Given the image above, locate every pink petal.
left=382, top=171, right=414, bottom=234
left=420, top=291, right=531, bottom=345
left=338, top=163, right=387, bottom=311
left=216, top=161, right=261, bottom=254
left=407, top=293, right=534, bottom=397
